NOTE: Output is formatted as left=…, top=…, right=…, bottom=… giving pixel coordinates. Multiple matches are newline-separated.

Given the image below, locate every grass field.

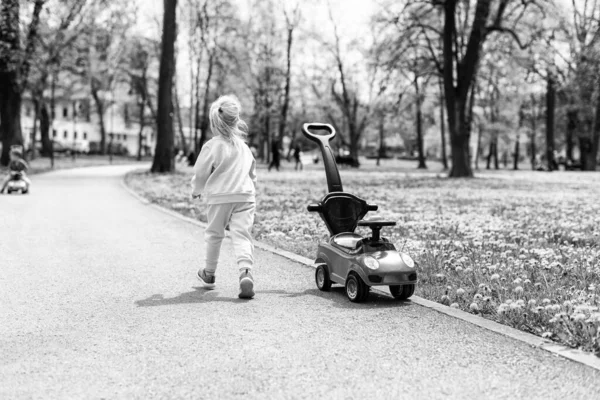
left=126, top=157, right=600, bottom=356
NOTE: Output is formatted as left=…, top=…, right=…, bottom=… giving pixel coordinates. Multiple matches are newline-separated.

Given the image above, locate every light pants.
left=204, top=202, right=255, bottom=274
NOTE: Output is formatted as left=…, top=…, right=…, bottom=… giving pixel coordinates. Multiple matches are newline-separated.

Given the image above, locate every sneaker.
left=197, top=269, right=216, bottom=289
left=238, top=269, right=255, bottom=299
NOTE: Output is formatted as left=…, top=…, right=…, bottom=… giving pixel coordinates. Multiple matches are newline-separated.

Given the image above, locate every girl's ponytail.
left=209, top=95, right=248, bottom=143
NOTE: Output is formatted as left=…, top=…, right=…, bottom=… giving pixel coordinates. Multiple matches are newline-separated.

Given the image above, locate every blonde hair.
left=209, top=95, right=248, bottom=143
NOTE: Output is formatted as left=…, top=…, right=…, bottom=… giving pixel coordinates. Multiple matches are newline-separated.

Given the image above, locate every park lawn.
left=126, top=159, right=600, bottom=356
left=0, top=154, right=147, bottom=176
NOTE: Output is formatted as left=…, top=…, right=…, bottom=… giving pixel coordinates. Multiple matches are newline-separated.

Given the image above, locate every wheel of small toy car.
left=315, top=264, right=332, bottom=291
left=346, top=273, right=369, bottom=303
left=389, top=284, right=415, bottom=300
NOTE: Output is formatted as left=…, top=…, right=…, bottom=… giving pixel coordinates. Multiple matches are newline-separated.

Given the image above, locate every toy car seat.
left=303, top=123, right=396, bottom=247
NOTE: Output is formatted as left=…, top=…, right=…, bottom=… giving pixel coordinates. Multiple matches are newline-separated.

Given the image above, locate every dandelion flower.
left=542, top=332, right=553, bottom=338
left=469, top=303, right=479, bottom=312
left=440, top=295, right=450, bottom=305
left=455, top=266, right=464, bottom=273
left=474, top=293, right=483, bottom=301
left=528, top=299, right=537, bottom=306
left=450, top=303, right=459, bottom=309
left=490, top=274, right=500, bottom=281
left=573, top=313, right=586, bottom=322
left=514, top=286, right=524, bottom=295
left=542, top=298, right=551, bottom=305
left=456, top=288, right=465, bottom=297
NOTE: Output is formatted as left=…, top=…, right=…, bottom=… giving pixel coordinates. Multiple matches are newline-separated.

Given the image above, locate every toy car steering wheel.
left=358, top=219, right=396, bottom=241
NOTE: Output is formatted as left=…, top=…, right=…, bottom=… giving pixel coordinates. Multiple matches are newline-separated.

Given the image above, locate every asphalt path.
left=1, top=165, right=599, bottom=399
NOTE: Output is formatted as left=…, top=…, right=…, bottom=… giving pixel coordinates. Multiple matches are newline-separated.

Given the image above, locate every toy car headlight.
left=363, top=256, right=380, bottom=270
left=400, top=253, right=415, bottom=268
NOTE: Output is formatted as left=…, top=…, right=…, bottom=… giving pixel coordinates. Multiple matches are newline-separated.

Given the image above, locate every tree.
left=327, top=7, right=369, bottom=165
left=277, top=4, right=300, bottom=142
left=393, top=0, right=547, bottom=177
left=29, top=0, right=90, bottom=159
left=125, top=36, right=158, bottom=161
left=151, top=0, right=177, bottom=173
left=0, top=0, right=45, bottom=166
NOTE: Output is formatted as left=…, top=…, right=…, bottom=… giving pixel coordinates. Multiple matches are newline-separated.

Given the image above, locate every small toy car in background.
left=6, top=177, right=29, bottom=194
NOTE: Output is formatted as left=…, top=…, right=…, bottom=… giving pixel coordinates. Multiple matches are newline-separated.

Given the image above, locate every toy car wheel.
left=315, top=265, right=332, bottom=291
left=346, top=273, right=369, bottom=303
left=389, top=284, right=415, bottom=300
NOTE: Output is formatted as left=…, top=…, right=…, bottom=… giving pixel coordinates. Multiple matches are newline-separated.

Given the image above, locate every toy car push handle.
left=302, top=123, right=343, bottom=193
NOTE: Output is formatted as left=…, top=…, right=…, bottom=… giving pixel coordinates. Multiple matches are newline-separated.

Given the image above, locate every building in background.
left=21, top=86, right=155, bottom=157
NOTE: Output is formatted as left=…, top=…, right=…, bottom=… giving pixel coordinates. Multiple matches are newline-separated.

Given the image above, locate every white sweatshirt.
left=191, top=136, right=257, bottom=204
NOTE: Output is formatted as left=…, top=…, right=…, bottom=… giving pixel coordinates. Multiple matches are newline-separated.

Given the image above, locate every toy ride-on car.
left=6, top=174, right=28, bottom=194
left=303, top=123, right=417, bottom=303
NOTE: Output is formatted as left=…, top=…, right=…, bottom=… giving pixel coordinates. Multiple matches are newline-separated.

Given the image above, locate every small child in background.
left=1, top=146, right=31, bottom=194
left=191, top=95, right=257, bottom=299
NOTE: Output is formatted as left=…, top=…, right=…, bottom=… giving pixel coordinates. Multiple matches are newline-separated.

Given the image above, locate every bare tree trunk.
left=193, top=55, right=201, bottom=154
left=439, top=79, right=448, bottom=169
left=91, top=86, right=107, bottom=154
left=414, top=77, right=426, bottom=169
left=376, top=111, right=385, bottom=167
left=583, top=79, right=600, bottom=171
left=278, top=22, right=294, bottom=141
left=514, top=106, right=524, bottom=170
left=39, top=102, right=51, bottom=155
left=30, top=98, right=39, bottom=160
left=151, top=0, right=177, bottom=173
left=566, top=109, right=576, bottom=163
left=0, top=0, right=44, bottom=165
left=443, top=0, right=491, bottom=178
left=545, top=73, right=556, bottom=171
left=530, top=113, right=537, bottom=170
left=137, top=95, right=145, bottom=161
left=475, top=123, right=482, bottom=169
left=0, top=81, right=23, bottom=165
left=494, top=139, right=499, bottom=169
left=198, top=52, right=214, bottom=151
left=174, top=84, right=188, bottom=153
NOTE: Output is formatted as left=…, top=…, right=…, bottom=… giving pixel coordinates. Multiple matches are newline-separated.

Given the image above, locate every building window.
left=74, top=131, right=78, bottom=139
left=63, top=107, right=68, bottom=118
left=64, top=130, right=68, bottom=139
left=52, top=129, right=57, bottom=138
left=83, top=132, right=87, bottom=140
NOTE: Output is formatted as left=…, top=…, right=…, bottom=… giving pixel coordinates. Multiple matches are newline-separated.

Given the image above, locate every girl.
left=191, top=95, right=257, bottom=299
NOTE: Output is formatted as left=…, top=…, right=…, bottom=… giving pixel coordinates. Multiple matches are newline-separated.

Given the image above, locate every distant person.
left=293, top=144, right=303, bottom=171
left=187, top=151, right=196, bottom=167
left=191, top=95, right=257, bottom=299
left=268, top=138, right=281, bottom=172
left=1, top=146, right=31, bottom=194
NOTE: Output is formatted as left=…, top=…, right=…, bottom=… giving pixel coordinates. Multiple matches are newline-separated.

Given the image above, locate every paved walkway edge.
left=120, top=175, right=600, bottom=371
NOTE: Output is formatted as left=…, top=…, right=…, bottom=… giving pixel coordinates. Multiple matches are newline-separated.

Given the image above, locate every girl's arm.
left=249, top=158, right=257, bottom=189
left=190, top=142, right=214, bottom=197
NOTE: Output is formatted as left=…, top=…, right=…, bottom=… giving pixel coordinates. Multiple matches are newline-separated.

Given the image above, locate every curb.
left=121, top=175, right=600, bottom=372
